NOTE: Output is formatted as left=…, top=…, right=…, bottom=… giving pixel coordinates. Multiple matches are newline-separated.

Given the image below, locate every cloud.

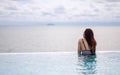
left=54, top=6, right=66, bottom=14
left=105, top=0, right=120, bottom=2
left=0, top=0, right=120, bottom=22
left=42, top=12, right=54, bottom=16
left=5, top=6, right=18, bottom=11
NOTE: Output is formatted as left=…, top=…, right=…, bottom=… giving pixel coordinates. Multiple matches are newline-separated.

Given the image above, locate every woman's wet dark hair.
left=84, top=28, right=96, bottom=54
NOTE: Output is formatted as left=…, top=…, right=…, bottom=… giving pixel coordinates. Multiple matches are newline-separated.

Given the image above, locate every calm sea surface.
left=0, top=26, right=120, bottom=52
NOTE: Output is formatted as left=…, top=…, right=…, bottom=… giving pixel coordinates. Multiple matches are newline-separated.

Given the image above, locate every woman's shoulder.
left=78, top=38, right=83, bottom=43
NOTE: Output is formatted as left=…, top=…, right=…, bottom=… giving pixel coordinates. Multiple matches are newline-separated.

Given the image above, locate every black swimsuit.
left=80, top=39, right=92, bottom=55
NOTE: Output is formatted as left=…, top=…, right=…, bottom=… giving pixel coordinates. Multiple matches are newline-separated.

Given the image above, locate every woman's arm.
left=78, top=39, right=81, bottom=53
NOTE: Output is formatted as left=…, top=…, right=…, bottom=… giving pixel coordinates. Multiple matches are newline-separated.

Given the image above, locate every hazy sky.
left=0, top=0, right=120, bottom=25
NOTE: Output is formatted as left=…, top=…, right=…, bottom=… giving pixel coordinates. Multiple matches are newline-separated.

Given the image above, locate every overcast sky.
left=0, top=0, right=120, bottom=25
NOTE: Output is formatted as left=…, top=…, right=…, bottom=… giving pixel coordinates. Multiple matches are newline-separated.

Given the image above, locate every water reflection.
left=77, top=55, right=97, bottom=75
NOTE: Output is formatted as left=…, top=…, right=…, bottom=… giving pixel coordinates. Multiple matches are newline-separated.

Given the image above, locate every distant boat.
left=47, top=23, right=54, bottom=26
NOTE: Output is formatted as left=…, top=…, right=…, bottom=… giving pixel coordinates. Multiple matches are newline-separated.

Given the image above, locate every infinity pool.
left=0, top=51, right=120, bottom=75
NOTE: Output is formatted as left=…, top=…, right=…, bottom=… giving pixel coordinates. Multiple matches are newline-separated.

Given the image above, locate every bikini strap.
left=82, top=39, right=86, bottom=50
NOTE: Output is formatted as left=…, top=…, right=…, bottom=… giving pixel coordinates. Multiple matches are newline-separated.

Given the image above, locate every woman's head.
left=83, top=28, right=96, bottom=54
left=84, top=28, right=94, bottom=40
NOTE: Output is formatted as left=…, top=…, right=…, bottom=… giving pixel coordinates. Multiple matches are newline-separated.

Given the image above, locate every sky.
left=0, top=0, right=120, bottom=25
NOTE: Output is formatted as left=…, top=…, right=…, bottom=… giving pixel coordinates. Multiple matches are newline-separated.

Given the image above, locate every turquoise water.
left=0, top=52, right=120, bottom=75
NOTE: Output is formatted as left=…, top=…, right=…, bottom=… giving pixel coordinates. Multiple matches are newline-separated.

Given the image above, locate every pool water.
left=0, top=52, right=120, bottom=75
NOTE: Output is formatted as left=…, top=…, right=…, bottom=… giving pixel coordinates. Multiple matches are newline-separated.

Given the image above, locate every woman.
left=78, top=28, right=97, bottom=55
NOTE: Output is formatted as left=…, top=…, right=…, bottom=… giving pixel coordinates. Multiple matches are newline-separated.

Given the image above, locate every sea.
left=0, top=25, right=120, bottom=53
